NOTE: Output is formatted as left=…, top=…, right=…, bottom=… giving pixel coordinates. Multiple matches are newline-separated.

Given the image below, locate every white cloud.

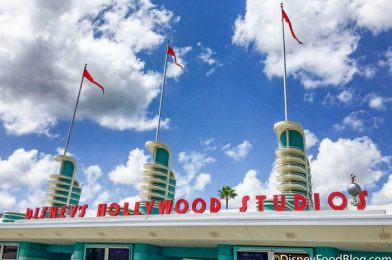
left=176, top=151, right=215, bottom=198
left=18, top=189, right=48, bottom=212
left=362, top=66, right=376, bottom=79
left=206, top=68, right=216, bottom=76
left=84, top=165, right=103, bottom=183
left=233, top=0, right=392, bottom=88
left=80, top=165, right=103, bottom=203
left=368, top=95, right=392, bottom=110
left=369, top=96, right=384, bottom=110
left=334, top=111, right=384, bottom=132
left=0, top=148, right=58, bottom=190
left=0, top=191, right=16, bottom=212
left=304, top=129, right=318, bottom=149
left=92, top=191, right=112, bottom=209
left=304, top=92, right=315, bottom=103
left=97, top=190, right=112, bottom=203
left=337, top=90, right=353, bottom=104
left=199, top=47, right=218, bottom=66
left=231, top=170, right=263, bottom=209
left=378, top=48, right=392, bottom=73
left=322, top=89, right=358, bottom=107
left=178, top=151, right=215, bottom=178
left=200, top=138, right=217, bottom=151
left=372, top=174, right=392, bottom=205
left=222, top=140, right=252, bottom=161
left=311, top=137, right=390, bottom=198
left=0, top=0, right=181, bottom=136
left=230, top=169, right=278, bottom=210
left=193, top=173, right=211, bottom=191
left=336, top=112, right=364, bottom=131
left=352, top=0, right=392, bottom=34
left=108, top=148, right=149, bottom=190
left=197, top=44, right=222, bottom=76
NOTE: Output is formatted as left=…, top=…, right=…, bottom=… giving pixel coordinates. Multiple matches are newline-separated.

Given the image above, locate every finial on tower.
left=347, top=174, right=362, bottom=206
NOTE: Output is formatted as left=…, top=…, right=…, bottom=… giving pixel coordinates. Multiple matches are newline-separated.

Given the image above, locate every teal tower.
left=46, top=155, right=82, bottom=209
left=140, top=141, right=176, bottom=214
left=265, top=121, right=314, bottom=210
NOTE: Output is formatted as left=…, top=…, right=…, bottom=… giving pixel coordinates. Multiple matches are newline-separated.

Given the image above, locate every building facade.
left=1, top=126, right=391, bottom=259
left=0, top=210, right=392, bottom=259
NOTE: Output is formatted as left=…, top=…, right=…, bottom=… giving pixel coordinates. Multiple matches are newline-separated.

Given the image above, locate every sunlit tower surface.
left=264, top=121, right=314, bottom=210
left=139, top=141, right=176, bottom=214
left=46, top=155, right=81, bottom=209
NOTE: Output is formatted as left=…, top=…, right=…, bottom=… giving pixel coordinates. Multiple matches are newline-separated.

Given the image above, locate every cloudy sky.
left=0, top=0, right=391, bottom=213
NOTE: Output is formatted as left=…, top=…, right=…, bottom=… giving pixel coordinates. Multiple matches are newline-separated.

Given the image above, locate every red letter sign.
left=273, top=195, right=286, bottom=211
left=240, top=196, right=250, bottom=212
left=357, top=190, right=368, bottom=210
left=294, top=194, right=307, bottom=211
left=192, top=198, right=207, bottom=213
left=256, top=195, right=267, bottom=212
left=175, top=199, right=189, bottom=214
left=210, top=198, right=221, bottom=213
left=328, top=192, right=347, bottom=210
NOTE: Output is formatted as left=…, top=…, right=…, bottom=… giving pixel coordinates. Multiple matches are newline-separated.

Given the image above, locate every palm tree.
left=218, top=185, right=238, bottom=210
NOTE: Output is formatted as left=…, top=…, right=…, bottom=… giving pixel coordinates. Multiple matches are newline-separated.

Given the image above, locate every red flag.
left=167, top=46, right=184, bottom=69
left=83, top=68, right=105, bottom=94
left=281, top=7, right=303, bottom=44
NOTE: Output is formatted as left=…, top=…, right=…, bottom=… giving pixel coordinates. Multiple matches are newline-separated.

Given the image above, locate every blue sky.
left=0, top=0, right=391, bottom=213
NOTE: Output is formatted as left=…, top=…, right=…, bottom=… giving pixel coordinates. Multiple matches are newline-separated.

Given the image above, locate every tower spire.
left=281, top=3, right=289, bottom=121
left=155, top=39, right=170, bottom=142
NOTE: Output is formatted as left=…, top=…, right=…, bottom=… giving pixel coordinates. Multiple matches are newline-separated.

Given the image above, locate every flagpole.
left=63, top=64, right=87, bottom=156
left=155, top=39, right=170, bottom=142
left=281, top=3, right=289, bottom=122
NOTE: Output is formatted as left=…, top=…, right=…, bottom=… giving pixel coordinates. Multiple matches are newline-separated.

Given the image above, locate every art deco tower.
left=139, top=141, right=176, bottom=214
left=46, top=155, right=82, bottom=209
left=262, top=4, right=314, bottom=211
left=265, top=120, right=314, bottom=210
